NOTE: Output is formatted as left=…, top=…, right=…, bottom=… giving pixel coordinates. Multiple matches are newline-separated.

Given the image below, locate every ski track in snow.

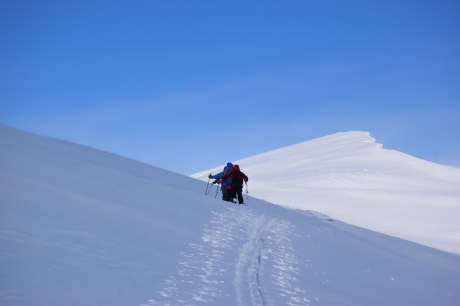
left=144, top=206, right=310, bottom=306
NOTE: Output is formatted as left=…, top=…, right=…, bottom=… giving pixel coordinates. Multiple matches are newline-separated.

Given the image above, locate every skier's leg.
left=222, top=186, right=227, bottom=201
left=227, top=187, right=236, bottom=202
left=237, top=187, right=244, bottom=204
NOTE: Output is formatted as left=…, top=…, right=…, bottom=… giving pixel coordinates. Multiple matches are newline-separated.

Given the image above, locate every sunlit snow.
left=1, top=125, right=459, bottom=306
left=193, top=131, right=460, bottom=254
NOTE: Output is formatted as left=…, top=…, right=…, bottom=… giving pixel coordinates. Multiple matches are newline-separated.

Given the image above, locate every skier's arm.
left=209, top=171, right=223, bottom=180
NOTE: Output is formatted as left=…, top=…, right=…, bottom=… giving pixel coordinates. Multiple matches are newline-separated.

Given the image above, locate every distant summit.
left=192, top=131, right=460, bottom=254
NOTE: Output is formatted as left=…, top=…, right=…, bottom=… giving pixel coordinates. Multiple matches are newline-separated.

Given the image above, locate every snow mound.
left=192, top=131, right=460, bottom=254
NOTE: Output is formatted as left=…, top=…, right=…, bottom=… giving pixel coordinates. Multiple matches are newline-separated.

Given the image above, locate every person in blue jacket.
left=208, top=163, right=233, bottom=201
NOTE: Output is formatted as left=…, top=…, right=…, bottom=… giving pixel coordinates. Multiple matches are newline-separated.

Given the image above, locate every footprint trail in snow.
left=145, top=207, right=310, bottom=305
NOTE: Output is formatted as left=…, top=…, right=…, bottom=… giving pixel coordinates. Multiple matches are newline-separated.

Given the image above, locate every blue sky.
left=1, top=0, right=459, bottom=174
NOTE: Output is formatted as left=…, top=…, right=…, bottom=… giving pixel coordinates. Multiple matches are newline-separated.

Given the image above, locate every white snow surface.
left=1, top=124, right=460, bottom=306
left=192, top=131, right=460, bottom=255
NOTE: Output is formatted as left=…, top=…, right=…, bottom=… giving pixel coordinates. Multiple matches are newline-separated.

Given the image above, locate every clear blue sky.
left=1, top=0, right=459, bottom=174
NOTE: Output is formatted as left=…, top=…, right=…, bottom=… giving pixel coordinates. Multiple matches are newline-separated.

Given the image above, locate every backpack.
left=232, top=170, right=244, bottom=186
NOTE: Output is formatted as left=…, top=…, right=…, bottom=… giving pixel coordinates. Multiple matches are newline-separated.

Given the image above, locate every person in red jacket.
left=221, top=165, right=248, bottom=204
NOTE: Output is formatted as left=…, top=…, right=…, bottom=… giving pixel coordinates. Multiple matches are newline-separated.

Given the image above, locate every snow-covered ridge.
left=192, top=131, right=460, bottom=254
left=193, top=132, right=382, bottom=179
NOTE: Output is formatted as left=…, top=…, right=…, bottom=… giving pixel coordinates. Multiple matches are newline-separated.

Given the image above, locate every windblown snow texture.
left=1, top=124, right=460, bottom=306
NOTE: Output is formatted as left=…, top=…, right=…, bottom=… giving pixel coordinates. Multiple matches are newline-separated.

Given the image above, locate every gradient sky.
left=1, top=0, right=459, bottom=175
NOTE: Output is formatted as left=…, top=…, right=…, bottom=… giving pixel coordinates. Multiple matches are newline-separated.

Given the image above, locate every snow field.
left=1, top=125, right=460, bottom=306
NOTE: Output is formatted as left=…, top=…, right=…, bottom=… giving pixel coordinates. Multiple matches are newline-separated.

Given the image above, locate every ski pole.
left=209, top=183, right=216, bottom=196
left=215, top=183, right=220, bottom=198
left=245, top=182, right=249, bottom=200
left=205, top=173, right=211, bottom=195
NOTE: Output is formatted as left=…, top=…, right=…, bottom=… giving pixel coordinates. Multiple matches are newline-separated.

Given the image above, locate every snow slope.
left=192, top=132, right=460, bottom=255
left=1, top=124, right=460, bottom=306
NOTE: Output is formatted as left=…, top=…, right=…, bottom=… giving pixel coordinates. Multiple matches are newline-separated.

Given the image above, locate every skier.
left=208, top=163, right=234, bottom=201
left=221, top=165, right=248, bottom=204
